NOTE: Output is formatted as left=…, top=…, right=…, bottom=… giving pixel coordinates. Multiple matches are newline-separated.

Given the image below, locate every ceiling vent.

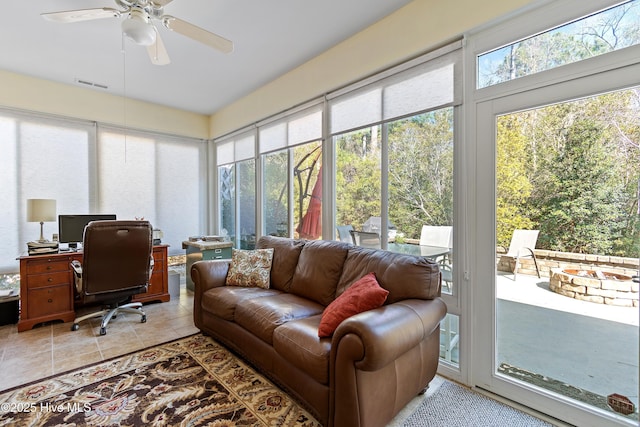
left=75, top=78, right=109, bottom=90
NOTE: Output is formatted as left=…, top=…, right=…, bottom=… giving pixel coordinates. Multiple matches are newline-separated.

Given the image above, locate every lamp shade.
left=122, top=8, right=156, bottom=46
left=27, top=199, right=57, bottom=222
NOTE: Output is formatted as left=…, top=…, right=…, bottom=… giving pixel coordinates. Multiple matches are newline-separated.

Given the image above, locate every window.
left=0, top=113, right=205, bottom=272
left=477, top=0, right=640, bottom=88
left=329, top=42, right=460, bottom=302
left=258, top=104, right=323, bottom=239
left=97, top=127, right=205, bottom=255
left=0, top=111, right=93, bottom=273
left=215, top=130, right=256, bottom=247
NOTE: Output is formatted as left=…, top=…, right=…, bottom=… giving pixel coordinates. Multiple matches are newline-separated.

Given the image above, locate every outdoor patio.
left=496, top=271, right=639, bottom=418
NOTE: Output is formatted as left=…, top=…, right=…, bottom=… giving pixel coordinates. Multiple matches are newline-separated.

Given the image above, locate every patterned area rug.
left=0, top=334, right=320, bottom=426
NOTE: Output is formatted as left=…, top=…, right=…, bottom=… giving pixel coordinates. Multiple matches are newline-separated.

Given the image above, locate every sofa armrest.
left=191, top=260, right=231, bottom=294
left=331, top=298, right=446, bottom=372
left=330, top=298, right=446, bottom=426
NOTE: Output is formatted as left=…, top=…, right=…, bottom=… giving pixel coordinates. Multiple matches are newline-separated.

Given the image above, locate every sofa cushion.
left=273, top=315, right=331, bottom=385
left=318, top=272, right=389, bottom=337
left=337, top=247, right=441, bottom=304
left=201, top=286, right=281, bottom=321
left=235, top=293, right=324, bottom=344
left=257, top=236, right=305, bottom=292
left=226, top=248, right=274, bottom=289
left=290, top=240, right=350, bottom=306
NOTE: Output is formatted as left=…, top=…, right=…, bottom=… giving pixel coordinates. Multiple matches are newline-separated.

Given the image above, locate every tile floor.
left=0, top=287, right=198, bottom=393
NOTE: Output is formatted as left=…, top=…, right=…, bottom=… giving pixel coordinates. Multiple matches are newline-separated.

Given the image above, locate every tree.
left=496, top=114, right=534, bottom=248
left=336, top=127, right=381, bottom=229
left=388, top=109, right=453, bottom=240
left=531, top=120, right=625, bottom=254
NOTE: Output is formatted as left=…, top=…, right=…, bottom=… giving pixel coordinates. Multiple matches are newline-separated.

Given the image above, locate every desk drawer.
left=27, top=271, right=70, bottom=289
left=27, top=285, right=72, bottom=318
left=152, top=255, right=165, bottom=272
left=26, top=258, right=70, bottom=274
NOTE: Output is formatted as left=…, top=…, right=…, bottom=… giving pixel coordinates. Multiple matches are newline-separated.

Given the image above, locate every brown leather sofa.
left=191, top=235, right=446, bottom=427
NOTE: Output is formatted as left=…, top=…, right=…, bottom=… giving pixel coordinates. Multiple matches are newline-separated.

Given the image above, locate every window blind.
left=97, top=126, right=205, bottom=256
left=215, top=129, right=256, bottom=165
left=0, top=110, right=95, bottom=273
left=258, top=104, right=323, bottom=154
left=328, top=42, right=462, bottom=135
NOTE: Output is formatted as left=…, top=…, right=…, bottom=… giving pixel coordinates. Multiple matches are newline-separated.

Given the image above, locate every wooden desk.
left=17, top=245, right=169, bottom=332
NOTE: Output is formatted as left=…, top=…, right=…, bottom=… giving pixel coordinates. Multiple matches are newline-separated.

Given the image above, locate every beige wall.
left=209, top=0, right=538, bottom=139
left=0, top=69, right=209, bottom=139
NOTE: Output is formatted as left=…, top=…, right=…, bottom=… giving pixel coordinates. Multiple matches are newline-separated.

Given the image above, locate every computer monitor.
left=58, top=214, right=117, bottom=249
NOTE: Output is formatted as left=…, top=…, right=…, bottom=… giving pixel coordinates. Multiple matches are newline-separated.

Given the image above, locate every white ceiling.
left=0, top=0, right=413, bottom=115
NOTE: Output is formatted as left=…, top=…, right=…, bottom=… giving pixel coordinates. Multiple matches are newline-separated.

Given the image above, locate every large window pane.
left=238, top=159, right=256, bottom=249
left=263, top=150, right=289, bottom=237
left=98, top=128, right=204, bottom=254
left=218, top=164, right=235, bottom=243
left=0, top=113, right=92, bottom=273
left=335, top=126, right=382, bottom=232
left=293, top=141, right=322, bottom=240
left=387, top=108, right=454, bottom=294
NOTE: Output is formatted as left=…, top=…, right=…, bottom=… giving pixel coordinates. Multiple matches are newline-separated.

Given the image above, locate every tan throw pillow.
left=226, top=248, right=274, bottom=289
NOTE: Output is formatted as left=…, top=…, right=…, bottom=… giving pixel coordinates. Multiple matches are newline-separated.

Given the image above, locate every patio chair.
left=336, top=225, right=354, bottom=243
left=350, top=230, right=381, bottom=249
left=505, top=229, right=540, bottom=281
left=420, top=225, right=453, bottom=254
left=420, top=225, right=453, bottom=291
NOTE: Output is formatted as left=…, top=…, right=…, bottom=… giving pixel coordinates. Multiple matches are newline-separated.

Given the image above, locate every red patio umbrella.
left=297, top=166, right=322, bottom=239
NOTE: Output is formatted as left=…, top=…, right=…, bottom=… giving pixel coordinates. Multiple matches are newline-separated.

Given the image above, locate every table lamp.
left=27, top=199, right=57, bottom=243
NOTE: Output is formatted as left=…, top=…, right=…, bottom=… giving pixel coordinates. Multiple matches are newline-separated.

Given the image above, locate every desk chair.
left=70, top=220, right=154, bottom=335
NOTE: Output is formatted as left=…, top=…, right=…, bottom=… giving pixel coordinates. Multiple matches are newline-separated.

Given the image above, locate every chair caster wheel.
left=100, top=327, right=107, bottom=336
left=141, top=315, right=147, bottom=323
left=71, top=323, right=79, bottom=331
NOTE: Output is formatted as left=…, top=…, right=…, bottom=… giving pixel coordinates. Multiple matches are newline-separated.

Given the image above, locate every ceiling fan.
left=41, top=0, right=234, bottom=66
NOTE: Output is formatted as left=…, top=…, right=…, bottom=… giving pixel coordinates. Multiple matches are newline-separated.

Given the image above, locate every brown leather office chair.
left=70, top=220, right=153, bottom=335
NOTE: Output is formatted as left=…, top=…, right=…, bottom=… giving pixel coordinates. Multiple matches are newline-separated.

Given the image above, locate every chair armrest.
left=331, top=298, right=446, bottom=371
left=70, top=260, right=82, bottom=276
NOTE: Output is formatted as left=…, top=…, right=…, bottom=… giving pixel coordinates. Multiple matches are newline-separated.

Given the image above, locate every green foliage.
left=336, top=127, right=381, bottom=229
left=388, top=110, right=453, bottom=239
left=335, top=110, right=454, bottom=241
left=263, top=151, right=288, bottom=236
left=497, top=89, right=640, bottom=257
left=496, top=115, right=534, bottom=248
left=532, top=120, right=624, bottom=254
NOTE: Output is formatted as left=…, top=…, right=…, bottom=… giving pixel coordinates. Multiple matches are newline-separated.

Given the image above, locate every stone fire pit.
left=549, top=268, right=638, bottom=307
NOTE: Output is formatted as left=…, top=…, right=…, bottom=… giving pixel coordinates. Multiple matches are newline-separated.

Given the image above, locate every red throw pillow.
left=318, top=272, right=389, bottom=338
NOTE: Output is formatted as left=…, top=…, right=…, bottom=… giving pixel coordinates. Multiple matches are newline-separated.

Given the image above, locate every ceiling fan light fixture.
left=122, top=8, right=156, bottom=46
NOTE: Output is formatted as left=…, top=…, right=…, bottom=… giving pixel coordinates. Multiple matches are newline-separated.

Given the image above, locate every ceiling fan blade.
left=162, top=16, right=233, bottom=54
left=150, top=0, right=175, bottom=6
left=41, top=8, right=121, bottom=23
left=147, top=29, right=171, bottom=65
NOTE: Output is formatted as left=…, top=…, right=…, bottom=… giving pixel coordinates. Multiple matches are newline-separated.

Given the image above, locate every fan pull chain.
left=121, top=33, right=128, bottom=164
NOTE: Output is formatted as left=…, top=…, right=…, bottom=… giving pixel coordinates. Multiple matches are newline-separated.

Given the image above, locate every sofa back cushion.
left=336, top=247, right=440, bottom=304
left=290, top=240, right=350, bottom=306
left=257, top=236, right=305, bottom=291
